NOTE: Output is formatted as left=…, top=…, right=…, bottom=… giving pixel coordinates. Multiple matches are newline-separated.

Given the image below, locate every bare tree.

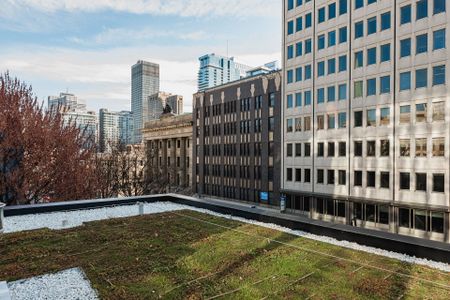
left=0, top=72, right=98, bottom=205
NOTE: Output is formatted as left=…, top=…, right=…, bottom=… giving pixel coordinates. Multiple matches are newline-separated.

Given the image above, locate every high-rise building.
left=197, top=54, right=252, bottom=91
left=118, top=111, right=134, bottom=146
left=99, top=109, right=134, bottom=152
left=282, top=0, right=449, bottom=242
left=148, top=92, right=184, bottom=121
left=48, top=92, right=87, bottom=113
left=131, top=60, right=160, bottom=144
left=193, top=71, right=282, bottom=205
left=48, top=93, right=97, bottom=148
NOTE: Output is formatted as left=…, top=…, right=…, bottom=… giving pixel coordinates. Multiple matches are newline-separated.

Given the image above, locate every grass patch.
left=1, top=210, right=449, bottom=299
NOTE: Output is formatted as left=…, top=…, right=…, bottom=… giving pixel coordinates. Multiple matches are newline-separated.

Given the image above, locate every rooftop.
left=0, top=197, right=449, bottom=299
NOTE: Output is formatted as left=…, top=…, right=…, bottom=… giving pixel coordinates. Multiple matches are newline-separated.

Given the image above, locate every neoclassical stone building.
left=143, top=113, right=193, bottom=190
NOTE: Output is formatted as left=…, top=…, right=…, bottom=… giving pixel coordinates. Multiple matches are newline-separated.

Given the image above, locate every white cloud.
left=0, top=44, right=278, bottom=114
left=69, top=27, right=209, bottom=46
left=7, top=0, right=280, bottom=17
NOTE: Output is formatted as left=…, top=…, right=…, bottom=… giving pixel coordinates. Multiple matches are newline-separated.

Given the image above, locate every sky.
left=0, top=0, right=282, bottom=113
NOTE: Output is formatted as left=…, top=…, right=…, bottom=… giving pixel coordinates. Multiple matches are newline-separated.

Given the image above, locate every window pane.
left=433, top=65, right=445, bottom=86
left=414, top=210, right=427, bottom=231
left=432, top=102, right=445, bottom=121
left=432, top=137, right=445, bottom=156
left=416, top=103, right=427, bottom=123
left=415, top=138, right=427, bottom=157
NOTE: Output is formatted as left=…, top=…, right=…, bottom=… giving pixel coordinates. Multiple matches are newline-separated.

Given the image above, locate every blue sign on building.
left=260, top=192, right=268, bottom=201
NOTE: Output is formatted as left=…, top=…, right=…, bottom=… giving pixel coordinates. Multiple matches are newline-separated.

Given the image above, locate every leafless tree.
left=0, top=72, right=98, bottom=205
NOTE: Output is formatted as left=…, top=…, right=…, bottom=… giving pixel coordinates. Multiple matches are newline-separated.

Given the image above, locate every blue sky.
left=0, top=0, right=281, bottom=112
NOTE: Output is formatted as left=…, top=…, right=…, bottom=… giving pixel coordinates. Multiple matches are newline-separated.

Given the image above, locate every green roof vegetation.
left=1, top=210, right=449, bottom=299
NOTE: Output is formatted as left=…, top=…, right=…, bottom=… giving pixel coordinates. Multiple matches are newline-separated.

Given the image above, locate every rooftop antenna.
left=226, top=40, right=229, bottom=58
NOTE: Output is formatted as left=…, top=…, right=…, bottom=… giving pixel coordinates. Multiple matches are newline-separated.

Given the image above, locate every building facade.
left=198, top=54, right=252, bottom=91
left=283, top=0, right=449, bottom=242
left=99, top=109, right=134, bottom=153
left=193, top=71, right=282, bottom=206
left=142, top=113, right=192, bottom=190
left=148, top=92, right=184, bottom=121
left=131, top=60, right=160, bottom=144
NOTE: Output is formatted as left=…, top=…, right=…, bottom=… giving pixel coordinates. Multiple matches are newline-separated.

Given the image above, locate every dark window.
left=367, top=141, right=376, bottom=156
left=380, top=172, right=390, bottom=188
left=328, top=142, right=335, bottom=157
left=316, top=198, right=324, bottom=214
left=295, top=143, right=302, bottom=156
left=326, top=199, right=334, bottom=216
left=338, top=142, right=346, bottom=157
left=304, top=143, right=311, bottom=157
left=286, top=168, right=292, bottom=181
left=379, top=205, right=389, bottom=224
left=327, top=170, right=335, bottom=185
left=433, top=174, right=445, bottom=192
left=431, top=212, right=444, bottom=233
left=337, top=201, right=346, bottom=217
left=380, top=140, right=389, bottom=156
left=318, top=143, right=324, bottom=157
left=317, top=169, right=324, bottom=184
left=304, top=169, right=311, bottom=183
left=399, top=208, right=411, bottom=228
left=295, top=168, right=302, bottom=182
left=338, top=170, right=346, bottom=185
left=414, top=210, right=427, bottom=231
left=416, top=173, right=427, bottom=191
left=287, top=143, right=293, bottom=157
left=354, top=141, right=363, bottom=156
left=354, top=111, right=363, bottom=127
left=400, top=173, right=410, bottom=190
left=366, top=204, right=376, bottom=222
left=354, top=171, right=362, bottom=186
left=367, top=171, right=376, bottom=187
left=354, top=203, right=362, bottom=220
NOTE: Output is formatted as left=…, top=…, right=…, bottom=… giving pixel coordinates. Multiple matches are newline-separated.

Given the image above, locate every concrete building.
left=282, top=0, right=449, bottom=242
left=142, top=113, right=193, bottom=191
left=99, top=109, right=134, bottom=153
left=193, top=71, right=282, bottom=205
left=198, top=54, right=252, bottom=91
left=48, top=93, right=97, bottom=147
left=131, top=60, right=160, bottom=144
left=148, top=92, right=183, bottom=120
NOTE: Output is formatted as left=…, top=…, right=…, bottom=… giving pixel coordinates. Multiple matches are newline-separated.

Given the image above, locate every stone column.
left=180, top=137, right=187, bottom=187
left=171, top=138, right=177, bottom=186
left=162, top=139, right=168, bottom=183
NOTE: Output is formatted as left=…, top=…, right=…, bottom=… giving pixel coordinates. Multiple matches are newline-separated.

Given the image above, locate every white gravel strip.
left=3, top=201, right=450, bottom=273
left=3, top=202, right=185, bottom=233
left=8, top=268, right=98, bottom=300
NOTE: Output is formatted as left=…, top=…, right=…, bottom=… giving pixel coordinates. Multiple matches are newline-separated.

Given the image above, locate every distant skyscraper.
left=48, top=92, right=87, bottom=113
left=99, top=109, right=134, bottom=153
left=118, top=111, right=134, bottom=146
left=197, top=54, right=252, bottom=91
left=131, top=60, right=160, bottom=144
left=148, top=92, right=184, bottom=120
left=48, top=93, right=97, bottom=148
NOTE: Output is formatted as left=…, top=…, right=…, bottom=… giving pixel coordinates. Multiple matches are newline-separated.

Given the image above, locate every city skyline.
left=0, top=0, right=281, bottom=113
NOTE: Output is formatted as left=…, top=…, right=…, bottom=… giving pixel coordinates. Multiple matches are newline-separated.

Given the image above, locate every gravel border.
left=8, top=268, right=98, bottom=300
left=3, top=201, right=450, bottom=273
